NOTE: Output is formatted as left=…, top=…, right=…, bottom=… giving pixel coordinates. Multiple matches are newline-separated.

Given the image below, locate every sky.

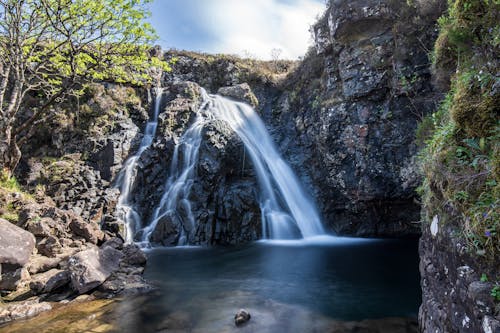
left=147, top=0, right=326, bottom=60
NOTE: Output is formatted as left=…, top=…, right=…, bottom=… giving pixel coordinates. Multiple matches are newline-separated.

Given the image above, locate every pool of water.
left=1, top=236, right=421, bottom=333
left=115, top=236, right=421, bottom=332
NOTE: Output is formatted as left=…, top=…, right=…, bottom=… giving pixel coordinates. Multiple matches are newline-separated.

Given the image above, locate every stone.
left=0, top=299, right=52, bottom=324
left=27, top=255, right=63, bottom=274
left=234, top=308, right=251, bottom=326
left=69, top=217, right=104, bottom=244
left=0, top=218, right=35, bottom=266
left=29, top=269, right=70, bottom=294
left=482, top=316, right=500, bottom=333
left=0, top=265, right=30, bottom=291
left=102, top=237, right=124, bottom=250
left=218, top=83, right=259, bottom=108
left=26, top=217, right=54, bottom=237
left=121, top=244, right=147, bottom=266
left=37, top=236, right=63, bottom=258
left=68, top=246, right=123, bottom=294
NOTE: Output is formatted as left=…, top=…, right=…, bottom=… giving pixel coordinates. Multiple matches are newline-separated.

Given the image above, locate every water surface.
left=1, top=237, right=421, bottom=333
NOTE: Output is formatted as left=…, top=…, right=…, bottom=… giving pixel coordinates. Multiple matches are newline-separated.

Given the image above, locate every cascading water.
left=138, top=88, right=324, bottom=246
left=115, top=87, right=163, bottom=243
left=140, top=105, right=210, bottom=246
left=206, top=93, right=324, bottom=239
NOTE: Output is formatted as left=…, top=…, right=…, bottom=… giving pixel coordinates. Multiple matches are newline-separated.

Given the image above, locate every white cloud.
left=202, top=0, right=324, bottom=60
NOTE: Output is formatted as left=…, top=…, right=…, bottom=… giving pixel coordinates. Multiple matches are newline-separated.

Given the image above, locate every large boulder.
left=68, top=246, right=123, bottom=294
left=0, top=218, right=35, bottom=266
left=29, top=269, right=70, bottom=294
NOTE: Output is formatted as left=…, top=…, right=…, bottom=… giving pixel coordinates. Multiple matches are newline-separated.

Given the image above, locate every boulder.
left=69, top=217, right=104, bottom=244
left=121, top=244, right=147, bottom=266
left=0, top=265, right=30, bottom=291
left=68, top=246, right=123, bottom=294
left=29, top=269, right=70, bottom=294
left=37, top=236, right=63, bottom=257
left=0, top=218, right=35, bottom=267
left=27, top=255, right=63, bottom=274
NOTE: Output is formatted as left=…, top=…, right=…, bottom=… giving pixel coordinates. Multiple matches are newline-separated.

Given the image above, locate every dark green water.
left=112, top=236, right=421, bottom=332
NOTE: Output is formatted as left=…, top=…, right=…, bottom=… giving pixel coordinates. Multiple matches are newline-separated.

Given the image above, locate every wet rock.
left=68, top=246, right=123, bottom=294
left=0, top=218, right=35, bottom=266
left=0, top=299, right=52, bottom=324
left=235, top=308, right=251, bottom=326
left=29, top=269, right=70, bottom=294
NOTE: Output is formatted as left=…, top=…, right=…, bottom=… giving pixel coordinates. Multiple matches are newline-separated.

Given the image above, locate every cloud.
left=203, top=0, right=325, bottom=59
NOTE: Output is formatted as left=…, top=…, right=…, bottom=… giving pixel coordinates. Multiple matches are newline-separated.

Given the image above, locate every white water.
left=138, top=89, right=324, bottom=246
left=206, top=93, right=324, bottom=239
left=115, top=87, right=163, bottom=243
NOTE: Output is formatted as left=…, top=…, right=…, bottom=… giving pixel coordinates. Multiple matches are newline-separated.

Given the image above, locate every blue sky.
left=147, top=0, right=325, bottom=60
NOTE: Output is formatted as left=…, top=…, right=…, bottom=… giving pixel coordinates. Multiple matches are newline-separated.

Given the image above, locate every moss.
left=449, top=71, right=498, bottom=137
left=419, top=0, right=499, bottom=259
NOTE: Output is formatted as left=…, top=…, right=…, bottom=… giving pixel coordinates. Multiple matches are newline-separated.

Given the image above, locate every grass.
left=418, top=0, right=499, bottom=259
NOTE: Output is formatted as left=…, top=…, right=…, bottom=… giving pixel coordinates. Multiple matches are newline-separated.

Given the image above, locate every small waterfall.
left=139, top=88, right=324, bottom=246
left=140, top=111, right=209, bottom=245
left=115, top=87, right=163, bottom=243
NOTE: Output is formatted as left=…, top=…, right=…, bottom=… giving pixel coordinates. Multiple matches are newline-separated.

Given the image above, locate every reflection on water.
left=0, top=238, right=421, bottom=333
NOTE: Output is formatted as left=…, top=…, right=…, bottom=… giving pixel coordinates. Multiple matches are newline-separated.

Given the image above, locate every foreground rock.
left=0, top=299, right=52, bottom=325
left=0, top=218, right=35, bottom=267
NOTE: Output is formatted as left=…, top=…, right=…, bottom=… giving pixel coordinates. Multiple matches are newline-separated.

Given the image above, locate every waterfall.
left=115, top=87, right=163, bottom=243
left=139, top=88, right=324, bottom=246
left=206, top=93, right=324, bottom=239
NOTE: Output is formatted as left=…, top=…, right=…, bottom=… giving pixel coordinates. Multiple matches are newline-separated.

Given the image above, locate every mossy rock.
left=450, top=81, right=499, bottom=138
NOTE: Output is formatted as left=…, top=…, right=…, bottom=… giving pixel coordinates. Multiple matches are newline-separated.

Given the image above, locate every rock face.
left=127, top=82, right=262, bottom=245
left=269, top=0, right=444, bottom=236
left=419, top=221, right=500, bottom=332
left=152, top=1, right=444, bottom=239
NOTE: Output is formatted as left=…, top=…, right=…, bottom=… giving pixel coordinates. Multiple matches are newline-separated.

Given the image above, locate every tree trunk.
left=0, top=124, right=21, bottom=175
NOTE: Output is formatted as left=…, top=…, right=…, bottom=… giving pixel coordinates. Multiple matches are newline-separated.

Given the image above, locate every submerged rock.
left=235, top=308, right=251, bottom=326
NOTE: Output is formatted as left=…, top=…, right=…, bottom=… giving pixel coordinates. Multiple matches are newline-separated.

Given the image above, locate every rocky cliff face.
left=269, top=0, right=445, bottom=236
left=152, top=1, right=445, bottom=238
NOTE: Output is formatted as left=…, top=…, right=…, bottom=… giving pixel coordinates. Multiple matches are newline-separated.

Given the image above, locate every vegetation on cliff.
left=0, top=0, right=168, bottom=174
left=418, top=0, right=499, bottom=260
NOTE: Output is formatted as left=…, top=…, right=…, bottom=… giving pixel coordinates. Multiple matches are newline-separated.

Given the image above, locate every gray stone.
left=0, top=299, right=52, bottom=324
left=69, top=217, right=104, bottom=244
left=217, top=83, right=259, bottom=108
left=0, top=218, right=35, bottom=266
left=68, top=246, right=123, bottom=294
left=37, top=236, right=63, bottom=258
left=0, top=265, right=30, bottom=291
left=121, top=244, right=147, bottom=266
left=30, top=269, right=70, bottom=294
left=27, top=255, right=63, bottom=274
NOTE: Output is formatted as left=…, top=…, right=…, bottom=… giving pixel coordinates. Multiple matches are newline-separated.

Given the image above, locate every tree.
left=0, top=0, right=168, bottom=174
